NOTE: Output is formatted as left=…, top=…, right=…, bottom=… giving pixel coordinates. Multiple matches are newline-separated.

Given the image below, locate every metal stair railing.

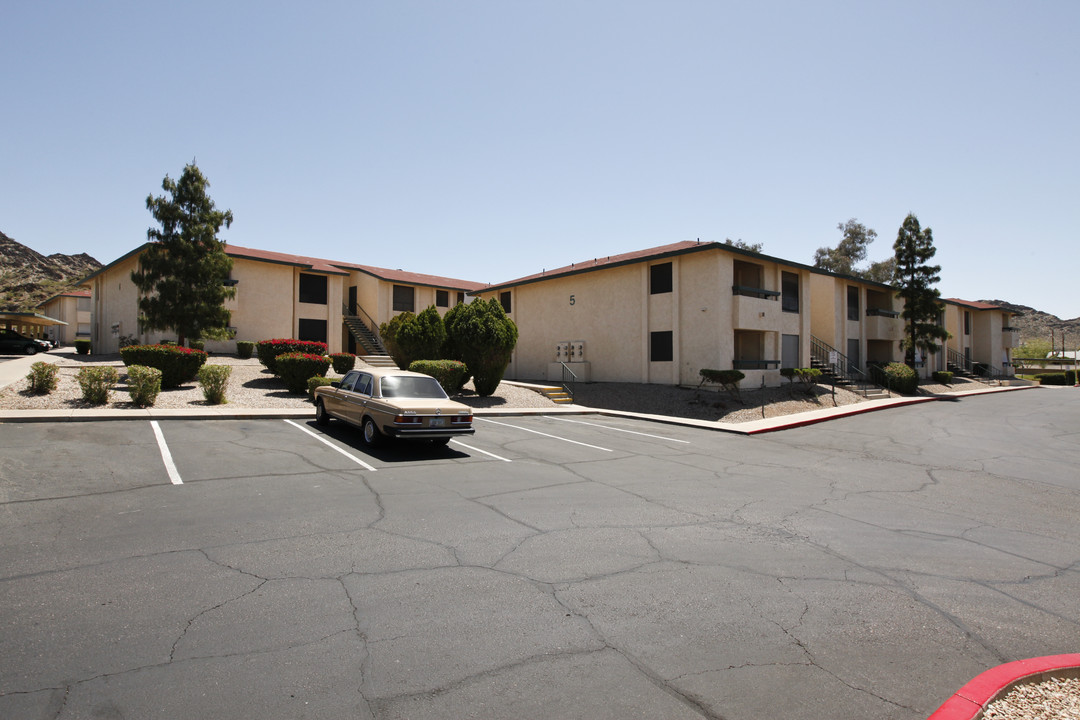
left=560, top=362, right=577, bottom=400
left=947, top=348, right=975, bottom=376
left=810, top=336, right=880, bottom=397
left=341, top=303, right=388, bottom=355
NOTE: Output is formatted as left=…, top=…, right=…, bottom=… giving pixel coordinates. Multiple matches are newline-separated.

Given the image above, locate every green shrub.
left=1065, top=370, right=1077, bottom=385
left=75, top=339, right=91, bottom=355
left=197, top=364, right=231, bottom=404
left=879, top=362, right=918, bottom=394
left=395, top=307, right=447, bottom=369
left=329, top=352, right=356, bottom=374
left=275, top=352, right=331, bottom=394
left=76, top=366, right=119, bottom=405
left=1036, top=373, right=1068, bottom=386
left=189, top=339, right=205, bottom=351
left=256, top=339, right=329, bottom=374
left=932, top=370, right=954, bottom=385
left=26, top=361, right=60, bottom=394
left=699, top=369, right=745, bottom=386
left=443, top=298, right=518, bottom=397
left=120, top=344, right=208, bottom=389
left=236, top=340, right=255, bottom=359
left=409, top=359, right=469, bottom=394
left=126, top=365, right=162, bottom=407
left=780, top=367, right=821, bottom=393
left=307, top=375, right=335, bottom=401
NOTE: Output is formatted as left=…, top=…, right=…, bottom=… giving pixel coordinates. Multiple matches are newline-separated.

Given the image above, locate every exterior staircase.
left=343, top=313, right=388, bottom=356
left=538, top=385, right=574, bottom=404
left=361, top=355, right=398, bottom=369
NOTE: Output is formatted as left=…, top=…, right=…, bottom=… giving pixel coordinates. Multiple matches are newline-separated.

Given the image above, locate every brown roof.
left=945, top=298, right=1004, bottom=311
left=224, top=244, right=484, bottom=291
left=36, top=289, right=91, bottom=307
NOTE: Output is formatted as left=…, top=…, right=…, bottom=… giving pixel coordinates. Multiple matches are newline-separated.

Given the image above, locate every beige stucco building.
left=83, top=244, right=483, bottom=355
left=471, top=240, right=815, bottom=388
left=808, top=273, right=905, bottom=373
left=35, top=290, right=92, bottom=345
left=942, top=299, right=1018, bottom=376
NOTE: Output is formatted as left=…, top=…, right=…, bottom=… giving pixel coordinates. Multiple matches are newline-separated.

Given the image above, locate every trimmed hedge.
left=275, top=352, right=332, bottom=394
left=932, top=370, right=954, bottom=385
left=409, top=359, right=468, bottom=395
left=256, top=339, right=329, bottom=374
left=876, top=362, right=918, bottom=395
left=189, top=339, right=205, bottom=351
left=236, top=340, right=255, bottom=359
left=329, top=352, right=356, bottom=374
left=75, top=339, right=91, bottom=355
left=1066, top=370, right=1077, bottom=385
left=699, top=369, right=745, bottom=386
left=120, top=344, right=208, bottom=389
left=307, top=375, right=335, bottom=401
left=1036, top=373, right=1068, bottom=386
left=126, top=365, right=162, bottom=407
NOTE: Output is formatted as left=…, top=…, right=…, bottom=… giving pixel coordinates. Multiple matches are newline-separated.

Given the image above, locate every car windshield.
left=379, top=375, right=448, bottom=399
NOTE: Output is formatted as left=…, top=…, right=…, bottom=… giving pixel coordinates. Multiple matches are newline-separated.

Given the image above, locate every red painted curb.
left=927, top=654, right=1080, bottom=720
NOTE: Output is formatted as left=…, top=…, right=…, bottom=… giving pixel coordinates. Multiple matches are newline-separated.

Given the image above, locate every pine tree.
left=892, top=214, right=950, bottom=366
left=131, top=163, right=235, bottom=346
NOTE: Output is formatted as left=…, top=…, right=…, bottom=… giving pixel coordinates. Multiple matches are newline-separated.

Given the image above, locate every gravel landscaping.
left=1, top=350, right=1003, bottom=422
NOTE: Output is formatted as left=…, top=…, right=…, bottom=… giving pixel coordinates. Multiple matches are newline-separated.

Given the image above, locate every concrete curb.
left=927, top=654, right=1080, bottom=720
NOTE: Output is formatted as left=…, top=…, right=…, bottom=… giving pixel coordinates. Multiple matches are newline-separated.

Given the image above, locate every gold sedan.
left=313, top=367, right=474, bottom=447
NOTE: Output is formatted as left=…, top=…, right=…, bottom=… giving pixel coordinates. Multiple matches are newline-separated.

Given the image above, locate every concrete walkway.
left=0, top=350, right=1040, bottom=433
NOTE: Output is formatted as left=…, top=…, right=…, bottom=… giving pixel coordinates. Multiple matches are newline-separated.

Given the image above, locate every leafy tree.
left=862, top=257, right=896, bottom=284
left=724, top=238, right=763, bottom=253
left=891, top=214, right=950, bottom=366
left=444, top=298, right=518, bottom=397
left=387, top=306, right=447, bottom=368
left=1016, top=338, right=1052, bottom=363
left=131, top=163, right=235, bottom=346
left=813, top=219, right=877, bottom=276
left=378, top=312, right=412, bottom=369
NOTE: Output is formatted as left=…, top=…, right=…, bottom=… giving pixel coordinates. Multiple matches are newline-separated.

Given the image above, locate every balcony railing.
left=732, top=359, right=780, bottom=370
left=866, top=308, right=899, bottom=318
left=732, top=285, right=780, bottom=300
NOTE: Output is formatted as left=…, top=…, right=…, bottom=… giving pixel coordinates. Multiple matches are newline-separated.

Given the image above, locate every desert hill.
left=0, top=231, right=102, bottom=311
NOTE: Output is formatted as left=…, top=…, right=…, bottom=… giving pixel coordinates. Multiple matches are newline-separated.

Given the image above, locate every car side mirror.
left=330, top=381, right=341, bottom=388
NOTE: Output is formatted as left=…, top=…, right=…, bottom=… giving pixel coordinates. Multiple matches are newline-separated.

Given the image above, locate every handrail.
left=732, top=359, right=780, bottom=370
left=947, top=348, right=974, bottom=375
left=342, top=302, right=385, bottom=349
left=810, top=335, right=878, bottom=397
left=866, top=308, right=900, bottom=318
left=560, top=362, right=577, bottom=399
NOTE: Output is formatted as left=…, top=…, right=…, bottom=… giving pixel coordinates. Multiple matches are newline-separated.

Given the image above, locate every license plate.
left=429, top=418, right=445, bottom=427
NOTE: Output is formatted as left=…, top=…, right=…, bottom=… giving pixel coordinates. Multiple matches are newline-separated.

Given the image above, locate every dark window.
left=781, top=272, right=799, bottom=313
left=650, top=262, right=673, bottom=294
left=847, top=286, right=859, bottom=321
left=436, top=290, right=449, bottom=307
left=456, top=292, right=465, bottom=305
left=964, top=311, right=971, bottom=335
left=650, top=331, right=673, bottom=362
left=297, top=318, right=327, bottom=343
left=298, top=273, right=327, bottom=305
left=393, top=285, right=415, bottom=312
left=500, top=291, right=512, bottom=314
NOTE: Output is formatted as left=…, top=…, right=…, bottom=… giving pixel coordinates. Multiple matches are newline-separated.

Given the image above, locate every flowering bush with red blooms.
left=120, top=344, right=208, bottom=388
left=256, top=338, right=329, bottom=373
left=275, top=352, right=331, bottom=394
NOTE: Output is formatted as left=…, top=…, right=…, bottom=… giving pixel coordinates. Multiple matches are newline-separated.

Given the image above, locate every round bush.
left=275, top=352, right=331, bottom=394
left=307, top=375, right=335, bottom=401
left=120, top=344, right=208, bottom=389
left=409, top=359, right=468, bottom=394
left=76, top=366, right=119, bottom=405
left=26, top=361, right=60, bottom=394
left=881, top=362, right=919, bottom=395
left=236, top=340, right=255, bottom=359
left=197, top=364, right=232, bottom=404
left=256, top=339, right=329, bottom=374
left=329, top=352, right=356, bottom=374
left=126, top=365, right=162, bottom=407
left=75, top=339, right=91, bottom=355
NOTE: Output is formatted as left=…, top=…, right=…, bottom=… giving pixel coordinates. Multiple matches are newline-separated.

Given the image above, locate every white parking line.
left=450, top=439, right=512, bottom=462
left=477, top=418, right=613, bottom=452
left=542, top=416, right=692, bottom=443
left=150, top=420, right=183, bottom=485
left=284, top=420, right=378, bottom=471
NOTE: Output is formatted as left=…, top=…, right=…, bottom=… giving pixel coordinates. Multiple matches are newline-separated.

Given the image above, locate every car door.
left=323, top=371, right=359, bottom=421
left=345, top=372, right=374, bottom=426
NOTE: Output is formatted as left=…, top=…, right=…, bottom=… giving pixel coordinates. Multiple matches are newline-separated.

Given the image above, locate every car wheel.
left=361, top=417, right=383, bottom=447
left=430, top=437, right=451, bottom=447
left=315, top=399, right=330, bottom=426
left=24, top=345, right=37, bottom=355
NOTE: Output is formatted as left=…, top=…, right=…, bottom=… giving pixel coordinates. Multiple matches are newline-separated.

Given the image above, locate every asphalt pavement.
left=1, top=388, right=1078, bottom=719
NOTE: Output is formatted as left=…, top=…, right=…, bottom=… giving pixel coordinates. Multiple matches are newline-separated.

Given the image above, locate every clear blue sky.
left=3, top=1, right=1077, bottom=318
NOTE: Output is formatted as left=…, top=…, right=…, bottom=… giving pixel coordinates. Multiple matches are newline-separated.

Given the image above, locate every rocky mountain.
left=0, top=231, right=102, bottom=311
left=980, top=299, right=1080, bottom=348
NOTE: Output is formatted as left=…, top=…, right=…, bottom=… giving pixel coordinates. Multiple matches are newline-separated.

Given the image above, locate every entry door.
left=782, top=334, right=800, bottom=369
left=348, top=286, right=358, bottom=315
left=847, top=339, right=861, bottom=372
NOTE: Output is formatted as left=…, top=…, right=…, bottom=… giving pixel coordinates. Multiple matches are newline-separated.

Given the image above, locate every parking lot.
left=2, top=389, right=1079, bottom=719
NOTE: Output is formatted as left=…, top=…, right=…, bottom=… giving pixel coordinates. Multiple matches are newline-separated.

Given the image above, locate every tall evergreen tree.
left=892, top=213, right=950, bottom=366
left=132, top=163, right=235, bottom=346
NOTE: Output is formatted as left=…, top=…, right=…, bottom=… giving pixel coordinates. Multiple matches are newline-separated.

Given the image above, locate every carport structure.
left=0, top=311, right=67, bottom=341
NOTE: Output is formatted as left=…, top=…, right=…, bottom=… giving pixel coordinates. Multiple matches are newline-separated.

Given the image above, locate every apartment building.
left=36, top=290, right=92, bottom=345
left=943, top=299, right=1018, bottom=377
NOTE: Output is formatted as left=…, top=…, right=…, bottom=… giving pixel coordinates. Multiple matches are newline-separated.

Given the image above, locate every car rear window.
left=379, top=376, right=448, bottom=399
